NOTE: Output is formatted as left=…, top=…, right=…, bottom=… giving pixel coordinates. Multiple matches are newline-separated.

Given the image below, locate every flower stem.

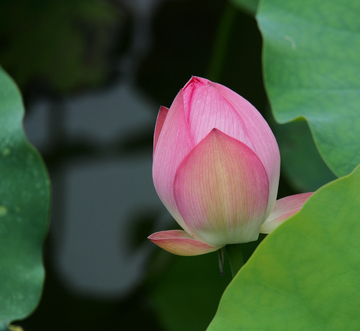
left=226, top=244, right=244, bottom=278
left=218, top=247, right=226, bottom=275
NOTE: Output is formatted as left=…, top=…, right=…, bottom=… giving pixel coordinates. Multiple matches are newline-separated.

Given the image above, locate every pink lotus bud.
left=148, top=77, right=312, bottom=256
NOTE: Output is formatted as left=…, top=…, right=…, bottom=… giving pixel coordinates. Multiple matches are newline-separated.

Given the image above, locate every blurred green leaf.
left=257, top=0, right=360, bottom=177
left=229, top=0, right=258, bottom=15
left=208, top=165, right=360, bottom=330
left=274, top=120, right=336, bottom=192
left=0, top=0, right=119, bottom=92
left=0, top=67, right=50, bottom=323
left=149, top=252, right=232, bottom=331
left=8, top=325, right=23, bottom=331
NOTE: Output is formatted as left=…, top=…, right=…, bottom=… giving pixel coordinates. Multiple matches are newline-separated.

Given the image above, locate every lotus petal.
left=174, top=129, right=269, bottom=246
left=183, top=76, right=280, bottom=219
left=152, top=90, right=195, bottom=234
left=148, top=230, right=220, bottom=256
left=182, top=77, right=250, bottom=147
left=260, top=192, right=313, bottom=234
left=153, top=106, right=169, bottom=154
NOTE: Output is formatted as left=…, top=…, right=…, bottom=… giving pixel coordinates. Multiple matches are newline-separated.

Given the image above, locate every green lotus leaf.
left=0, top=67, right=50, bottom=324
left=257, top=0, right=360, bottom=177
left=208, top=165, right=360, bottom=330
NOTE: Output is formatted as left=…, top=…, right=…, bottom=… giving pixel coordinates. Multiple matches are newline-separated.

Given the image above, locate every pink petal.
left=182, top=77, right=280, bottom=219
left=260, top=193, right=313, bottom=234
left=152, top=90, right=195, bottom=235
left=174, top=129, right=270, bottom=246
left=182, top=77, right=250, bottom=146
left=153, top=106, right=169, bottom=155
left=148, top=230, right=220, bottom=256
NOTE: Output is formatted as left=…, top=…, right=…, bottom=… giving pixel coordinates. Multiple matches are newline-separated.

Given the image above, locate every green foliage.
left=149, top=252, right=232, bottom=331
left=257, top=0, right=360, bottom=177
left=229, top=0, right=259, bottom=15
left=274, top=120, right=336, bottom=192
left=0, top=67, right=50, bottom=324
left=208, top=165, right=360, bottom=330
left=0, top=0, right=119, bottom=92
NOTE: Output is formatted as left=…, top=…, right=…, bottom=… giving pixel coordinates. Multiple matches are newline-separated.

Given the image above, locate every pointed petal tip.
left=183, top=76, right=210, bottom=90
left=260, top=192, right=313, bottom=234
left=153, top=106, right=169, bottom=154
left=148, top=230, right=221, bottom=256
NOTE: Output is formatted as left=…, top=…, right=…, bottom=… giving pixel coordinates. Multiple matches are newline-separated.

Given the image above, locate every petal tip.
left=148, top=230, right=221, bottom=256
left=260, top=192, right=314, bottom=234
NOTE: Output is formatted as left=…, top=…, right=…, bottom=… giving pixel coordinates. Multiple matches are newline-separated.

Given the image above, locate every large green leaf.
left=0, top=67, right=50, bottom=324
left=207, top=165, right=360, bottom=330
left=257, top=0, right=360, bottom=177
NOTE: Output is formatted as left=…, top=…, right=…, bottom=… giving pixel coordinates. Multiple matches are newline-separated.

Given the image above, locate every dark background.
left=0, top=0, right=296, bottom=330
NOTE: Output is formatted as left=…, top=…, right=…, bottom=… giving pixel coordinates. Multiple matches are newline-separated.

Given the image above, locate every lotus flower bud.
left=149, top=77, right=312, bottom=256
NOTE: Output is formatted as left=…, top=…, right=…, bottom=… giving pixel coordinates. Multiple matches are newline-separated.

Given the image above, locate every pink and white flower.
left=148, top=77, right=312, bottom=256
